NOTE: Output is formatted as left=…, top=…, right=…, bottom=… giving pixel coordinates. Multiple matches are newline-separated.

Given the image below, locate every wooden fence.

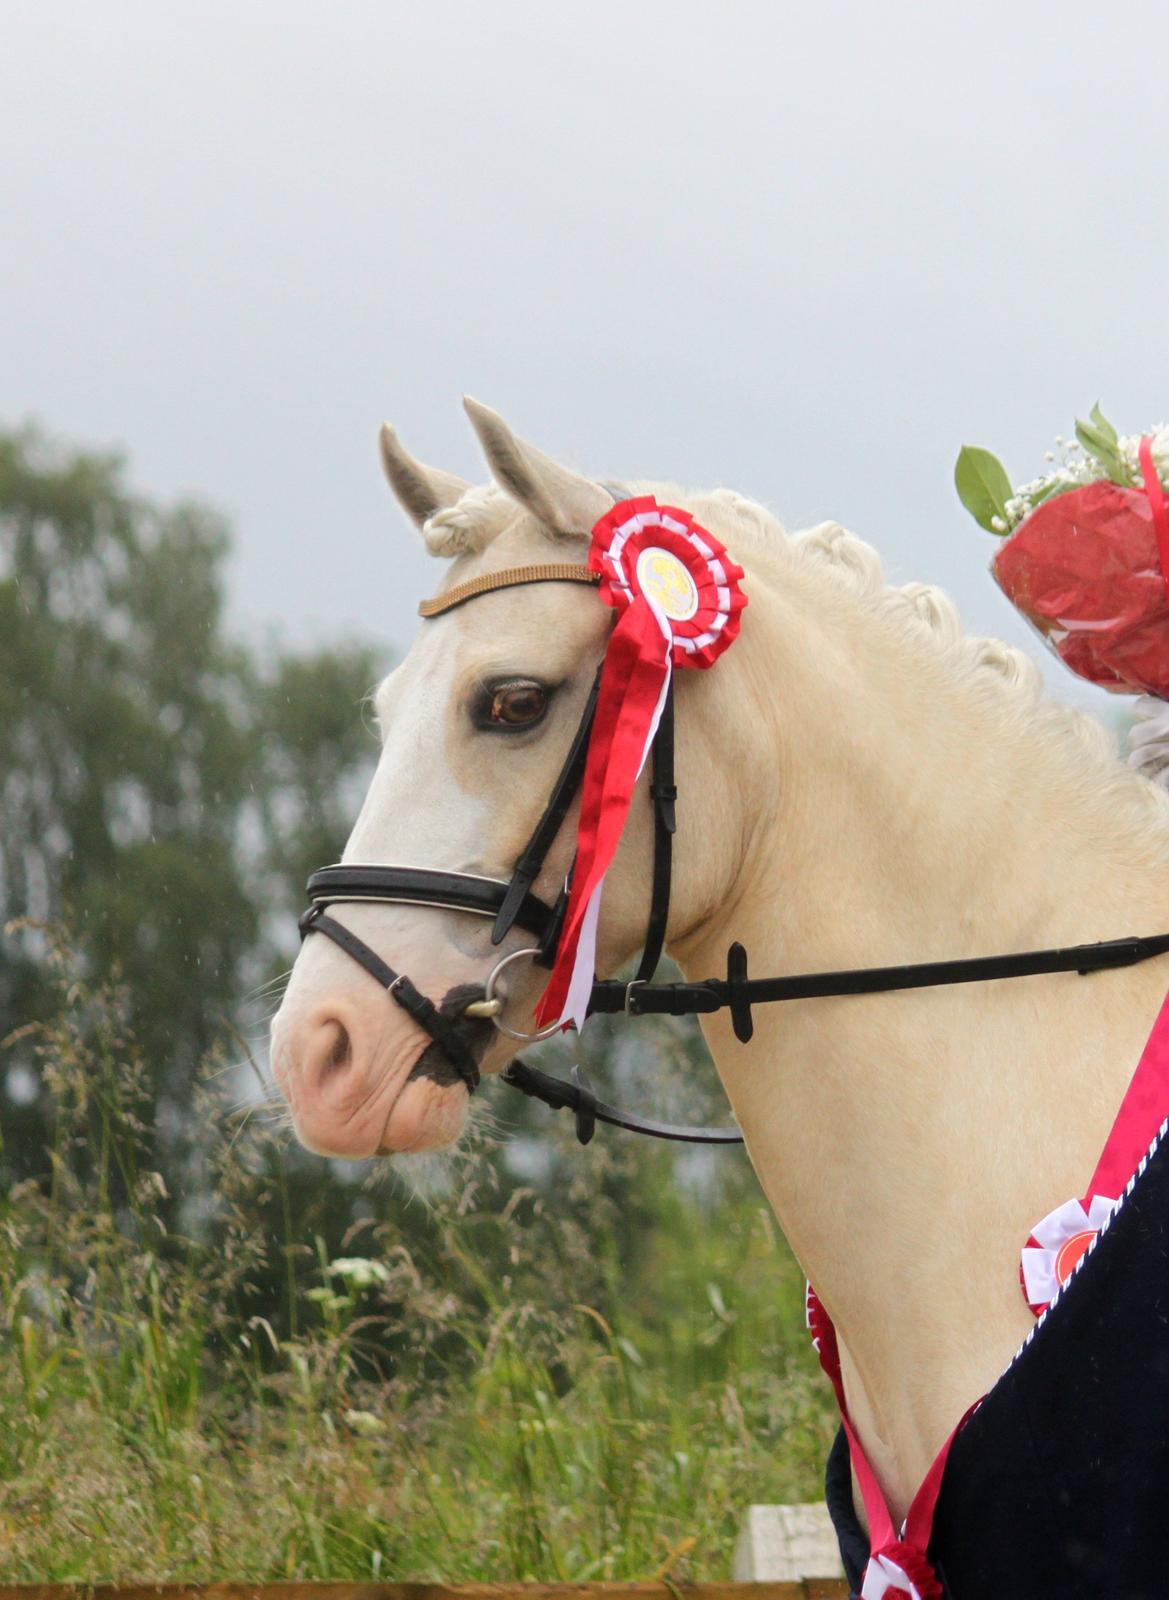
left=0, top=1587, right=851, bottom=1600
left=0, top=1586, right=851, bottom=1600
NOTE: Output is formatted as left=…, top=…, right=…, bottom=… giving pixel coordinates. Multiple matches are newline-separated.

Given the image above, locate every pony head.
left=270, top=400, right=759, bottom=1158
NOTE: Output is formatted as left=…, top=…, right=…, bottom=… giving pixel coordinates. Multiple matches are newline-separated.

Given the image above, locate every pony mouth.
left=375, top=982, right=512, bottom=1153
left=405, top=981, right=497, bottom=1089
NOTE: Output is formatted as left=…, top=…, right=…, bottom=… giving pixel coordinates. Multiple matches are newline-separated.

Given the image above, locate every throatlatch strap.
left=298, top=906, right=481, bottom=1093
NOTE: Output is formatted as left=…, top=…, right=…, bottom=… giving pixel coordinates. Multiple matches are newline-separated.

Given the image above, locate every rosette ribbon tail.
left=1139, top=434, right=1169, bottom=600
left=535, top=594, right=673, bottom=1031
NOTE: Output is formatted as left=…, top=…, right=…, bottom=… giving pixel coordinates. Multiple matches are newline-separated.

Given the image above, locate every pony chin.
left=279, top=1041, right=473, bottom=1160
left=376, top=1072, right=471, bottom=1154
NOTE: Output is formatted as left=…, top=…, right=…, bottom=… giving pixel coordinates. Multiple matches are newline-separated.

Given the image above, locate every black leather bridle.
left=300, top=556, right=1169, bottom=1148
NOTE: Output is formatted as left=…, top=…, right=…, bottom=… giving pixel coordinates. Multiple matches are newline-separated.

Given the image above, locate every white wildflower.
left=329, top=1256, right=391, bottom=1288
left=306, top=1287, right=351, bottom=1311
left=344, top=1409, right=384, bottom=1435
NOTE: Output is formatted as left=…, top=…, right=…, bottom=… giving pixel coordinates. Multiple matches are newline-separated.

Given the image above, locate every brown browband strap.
left=418, top=564, right=601, bottom=618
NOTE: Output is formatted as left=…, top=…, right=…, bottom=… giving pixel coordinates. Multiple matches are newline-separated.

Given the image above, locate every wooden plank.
left=0, top=1585, right=851, bottom=1600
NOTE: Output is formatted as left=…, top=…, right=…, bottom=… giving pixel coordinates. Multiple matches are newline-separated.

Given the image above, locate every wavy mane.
left=422, top=475, right=1169, bottom=842
left=707, top=489, right=1169, bottom=843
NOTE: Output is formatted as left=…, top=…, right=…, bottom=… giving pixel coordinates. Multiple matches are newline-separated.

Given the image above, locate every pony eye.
left=482, top=681, right=549, bottom=730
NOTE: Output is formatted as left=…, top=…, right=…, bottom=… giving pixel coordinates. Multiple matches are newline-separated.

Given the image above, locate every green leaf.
left=1074, top=413, right=1128, bottom=485
left=954, top=445, right=1013, bottom=533
left=1089, top=402, right=1119, bottom=448
left=1074, top=418, right=1113, bottom=459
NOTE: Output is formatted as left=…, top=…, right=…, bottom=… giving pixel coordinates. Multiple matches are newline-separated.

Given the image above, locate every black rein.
left=299, top=553, right=1169, bottom=1149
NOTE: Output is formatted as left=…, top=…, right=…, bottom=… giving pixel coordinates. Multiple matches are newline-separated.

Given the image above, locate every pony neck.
left=673, top=544, right=1169, bottom=1518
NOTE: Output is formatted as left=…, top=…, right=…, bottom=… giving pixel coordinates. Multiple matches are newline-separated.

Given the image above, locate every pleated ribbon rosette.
left=1018, top=986, right=1169, bottom=1316
left=534, top=495, right=746, bottom=1032
left=860, top=1551, right=936, bottom=1600
left=1020, top=1194, right=1119, bottom=1315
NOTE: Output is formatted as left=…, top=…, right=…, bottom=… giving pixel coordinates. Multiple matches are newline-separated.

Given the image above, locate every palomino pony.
left=272, top=400, right=1169, bottom=1588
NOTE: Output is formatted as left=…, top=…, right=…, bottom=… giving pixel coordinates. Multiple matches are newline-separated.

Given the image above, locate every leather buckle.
left=624, top=979, right=646, bottom=1015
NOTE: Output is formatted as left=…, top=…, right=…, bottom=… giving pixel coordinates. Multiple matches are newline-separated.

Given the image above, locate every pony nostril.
left=320, top=1018, right=353, bottom=1077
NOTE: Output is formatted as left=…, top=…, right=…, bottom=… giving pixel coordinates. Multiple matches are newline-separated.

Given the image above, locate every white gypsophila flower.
left=1117, top=429, right=1169, bottom=487
left=992, top=418, right=1168, bottom=542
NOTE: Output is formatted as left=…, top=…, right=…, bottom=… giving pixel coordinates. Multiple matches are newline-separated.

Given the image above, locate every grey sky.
left=3, top=0, right=1167, bottom=722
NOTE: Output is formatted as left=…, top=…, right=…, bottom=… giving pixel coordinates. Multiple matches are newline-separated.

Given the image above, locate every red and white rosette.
left=1020, top=1193, right=1118, bottom=1315
left=1015, top=986, right=1169, bottom=1316
left=534, top=495, right=747, bottom=1031
left=861, top=1550, right=936, bottom=1600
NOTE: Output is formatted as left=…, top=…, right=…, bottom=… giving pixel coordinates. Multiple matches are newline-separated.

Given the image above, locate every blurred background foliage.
left=0, top=427, right=831, bottom=1580
left=0, top=425, right=382, bottom=1184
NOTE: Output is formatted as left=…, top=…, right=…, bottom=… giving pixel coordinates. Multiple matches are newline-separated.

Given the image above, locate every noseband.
left=301, top=559, right=1169, bottom=1146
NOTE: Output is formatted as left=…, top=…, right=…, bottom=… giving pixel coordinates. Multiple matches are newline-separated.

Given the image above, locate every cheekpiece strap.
left=418, top=564, right=601, bottom=617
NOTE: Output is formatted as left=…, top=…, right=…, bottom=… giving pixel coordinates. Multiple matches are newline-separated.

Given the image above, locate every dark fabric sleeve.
left=931, top=1129, right=1169, bottom=1598
left=824, top=1422, right=869, bottom=1595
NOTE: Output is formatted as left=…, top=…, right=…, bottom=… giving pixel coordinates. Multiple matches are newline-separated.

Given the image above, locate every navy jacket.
left=826, top=1125, right=1169, bottom=1597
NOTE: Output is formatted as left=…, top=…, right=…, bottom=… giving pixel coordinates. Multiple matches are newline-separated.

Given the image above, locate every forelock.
left=421, top=483, right=521, bottom=557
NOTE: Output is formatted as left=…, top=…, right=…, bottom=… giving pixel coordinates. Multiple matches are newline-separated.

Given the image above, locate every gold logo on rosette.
left=635, top=546, right=699, bottom=622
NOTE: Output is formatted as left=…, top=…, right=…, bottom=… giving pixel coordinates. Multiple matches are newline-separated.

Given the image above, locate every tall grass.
left=0, top=938, right=834, bottom=1581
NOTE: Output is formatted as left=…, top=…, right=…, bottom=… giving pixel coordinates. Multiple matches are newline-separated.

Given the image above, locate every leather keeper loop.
left=570, top=1063, right=598, bottom=1145
left=727, top=941, right=754, bottom=1043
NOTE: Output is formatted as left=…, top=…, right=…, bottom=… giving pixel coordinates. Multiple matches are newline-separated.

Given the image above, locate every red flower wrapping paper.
left=993, top=480, right=1169, bottom=698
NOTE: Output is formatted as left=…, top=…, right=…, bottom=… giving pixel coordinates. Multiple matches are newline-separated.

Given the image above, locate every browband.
left=418, top=564, right=600, bottom=618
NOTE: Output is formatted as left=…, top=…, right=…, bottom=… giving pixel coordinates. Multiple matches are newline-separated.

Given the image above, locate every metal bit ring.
left=481, top=947, right=564, bottom=1042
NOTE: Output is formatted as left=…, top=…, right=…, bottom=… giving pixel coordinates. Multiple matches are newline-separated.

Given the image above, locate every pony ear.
left=463, top=396, right=611, bottom=539
left=379, top=424, right=471, bottom=531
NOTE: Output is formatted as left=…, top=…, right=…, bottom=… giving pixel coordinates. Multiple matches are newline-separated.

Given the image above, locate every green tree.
left=0, top=426, right=382, bottom=1184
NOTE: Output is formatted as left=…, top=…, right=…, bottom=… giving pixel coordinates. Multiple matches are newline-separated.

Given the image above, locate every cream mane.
left=421, top=473, right=1169, bottom=846
left=784, top=514, right=1169, bottom=845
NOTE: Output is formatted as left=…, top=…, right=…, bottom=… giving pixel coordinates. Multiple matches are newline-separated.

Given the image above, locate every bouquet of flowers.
left=955, top=409, right=1169, bottom=698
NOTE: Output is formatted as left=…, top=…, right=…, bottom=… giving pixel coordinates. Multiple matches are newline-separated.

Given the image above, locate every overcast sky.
left=4, top=0, right=1167, bottom=719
